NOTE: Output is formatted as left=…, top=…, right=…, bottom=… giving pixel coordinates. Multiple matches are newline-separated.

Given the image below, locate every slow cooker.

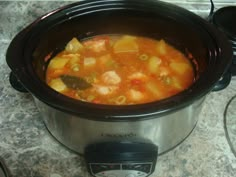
left=6, top=0, right=233, bottom=176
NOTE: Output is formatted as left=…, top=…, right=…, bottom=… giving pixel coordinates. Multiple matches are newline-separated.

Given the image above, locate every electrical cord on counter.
left=223, top=95, right=236, bottom=158
left=207, top=0, right=215, bottom=21
left=0, top=157, right=11, bottom=177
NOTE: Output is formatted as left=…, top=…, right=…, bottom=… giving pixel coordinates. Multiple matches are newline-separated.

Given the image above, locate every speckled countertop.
left=0, top=1, right=236, bottom=177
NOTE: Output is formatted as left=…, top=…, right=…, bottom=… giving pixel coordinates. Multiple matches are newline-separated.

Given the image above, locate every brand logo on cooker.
left=101, top=132, right=137, bottom=138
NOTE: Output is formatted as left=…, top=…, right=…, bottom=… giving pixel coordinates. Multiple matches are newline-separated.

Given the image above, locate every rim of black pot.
left=6, top=0, right=233, bottom=121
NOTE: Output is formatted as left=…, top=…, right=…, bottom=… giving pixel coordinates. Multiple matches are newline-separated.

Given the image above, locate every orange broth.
left=46, top=35, right=195, bottom=105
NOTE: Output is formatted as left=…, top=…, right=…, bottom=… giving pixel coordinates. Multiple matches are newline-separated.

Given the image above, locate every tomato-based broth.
left=46, top=35, right=195, bottom=105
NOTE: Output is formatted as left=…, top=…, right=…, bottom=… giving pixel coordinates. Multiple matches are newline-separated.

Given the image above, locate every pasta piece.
left=139, top=54, right=149, bottom=61
left=115, top=95, right=127, bottom=105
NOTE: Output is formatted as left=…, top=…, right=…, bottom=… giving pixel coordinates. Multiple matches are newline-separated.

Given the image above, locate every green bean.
left=162, top=76, right=172, bottom=85
left=86, top=72, right=97, bottom=84
left=139, top=54, right=149, bottom=61
left=87, top=95, right=96, bottom=102
left=72, top=64, right=80, bottom=72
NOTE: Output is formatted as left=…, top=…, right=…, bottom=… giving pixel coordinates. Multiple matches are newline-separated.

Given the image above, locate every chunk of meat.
left=94, top=85, right=118, bottom=95
left=84, top=57, right=96, bottom=67
left=83, top=39, right=107, bottom=52
left=128, top=72, right=148, bottom=81
left=101, top=71, right=121, bottom=85
left=126, top=89, right=145, bottom=102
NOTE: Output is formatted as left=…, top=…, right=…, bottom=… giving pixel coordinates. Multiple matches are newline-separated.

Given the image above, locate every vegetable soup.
left=46, top=35, right=195, bottom=105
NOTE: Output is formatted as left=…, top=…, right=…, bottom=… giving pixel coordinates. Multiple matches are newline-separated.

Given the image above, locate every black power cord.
left=0, top=157, right=10, bottom=177
left=223, top=95, right=236, bottom=158
left=207, top=0, right=215, bottom=21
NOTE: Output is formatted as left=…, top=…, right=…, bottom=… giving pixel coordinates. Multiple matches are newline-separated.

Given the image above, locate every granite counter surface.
left=0, top=1, right=236, bottom=177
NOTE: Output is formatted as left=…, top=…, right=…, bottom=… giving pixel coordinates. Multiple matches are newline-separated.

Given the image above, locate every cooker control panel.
left=85, top=142, right=158, bottom=177
left=88, top=162, right=153, bottom=177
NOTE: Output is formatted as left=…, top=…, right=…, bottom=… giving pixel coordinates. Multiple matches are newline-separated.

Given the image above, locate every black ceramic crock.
left=6, top=0, right=232, bottom=120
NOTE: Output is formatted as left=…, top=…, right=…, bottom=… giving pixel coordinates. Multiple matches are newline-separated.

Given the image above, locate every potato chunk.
left=170, top=62, right=191, bottom=75
left=146, top=81, right=160, bottom=97
left=65, top=37, right=84, bottom=53
left=113, top=35, right=138, bottom=53
left=147, top=56, right=162, bottom=74
left=48, top=57, right=69, bottom=69
left=49, top=78, right=67, bottom=92
left=67, top=54, right=81, bottom=71
left=171, top=77, right=183, bottom=90
left=156, top=39, right=167, bottom=55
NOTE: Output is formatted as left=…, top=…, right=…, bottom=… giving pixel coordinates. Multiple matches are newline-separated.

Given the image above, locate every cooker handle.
left=212, top=71, right=231, bottom=91
left=230, top=55, right=236, bottom=76
left=9, top=72, right=28, bottom=93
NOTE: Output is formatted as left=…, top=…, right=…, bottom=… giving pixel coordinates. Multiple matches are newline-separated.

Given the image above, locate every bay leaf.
left=60, top=75, right=92, bottom=90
